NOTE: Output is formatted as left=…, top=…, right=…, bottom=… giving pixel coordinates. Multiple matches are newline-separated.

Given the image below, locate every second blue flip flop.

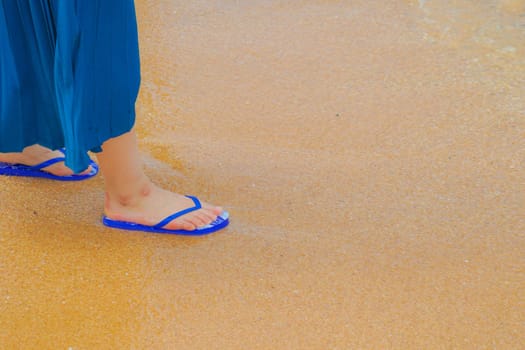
left=0, top=149, right=98, bottom=181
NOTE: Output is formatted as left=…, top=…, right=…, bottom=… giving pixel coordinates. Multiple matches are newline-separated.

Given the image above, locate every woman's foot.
left=104, top=181, right=223, bottom=231
left=97, top=130, right=225, bottom=232
left=0, top=144, right=93, bottom=176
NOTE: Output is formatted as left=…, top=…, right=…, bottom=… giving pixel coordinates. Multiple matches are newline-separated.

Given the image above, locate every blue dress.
left=0, top=0, right=140, bottom=172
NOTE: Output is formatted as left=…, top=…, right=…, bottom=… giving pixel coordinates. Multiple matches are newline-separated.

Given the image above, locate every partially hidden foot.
left=0, top=145, right=94, bottom=177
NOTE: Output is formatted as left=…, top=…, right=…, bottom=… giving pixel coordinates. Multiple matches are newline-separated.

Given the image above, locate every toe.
left=189, top=212, right=213, bottom=228
left=200, top=200, right=221, bottom=210
left=202, top=203, right=223, bottom=216
left=165, top=218, right=195, bottom=231
left=181, top=220, right=196, bottom=231
left=79, top=165, right=94, bottom=175
left=200, top=209, right=220, bottom=223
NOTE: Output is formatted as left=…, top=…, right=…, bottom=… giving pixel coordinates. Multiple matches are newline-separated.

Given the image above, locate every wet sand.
left=1, top=0, right=524, bottom=348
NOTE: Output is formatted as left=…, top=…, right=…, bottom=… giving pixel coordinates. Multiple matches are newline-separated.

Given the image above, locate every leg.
left=97, top=130, right=223, bottom=231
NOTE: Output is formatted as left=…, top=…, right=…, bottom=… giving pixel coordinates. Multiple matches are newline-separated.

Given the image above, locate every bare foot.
left=97, top=130, right=224, bottom=232
left=104, top=181, right=224, bottom=231
left=0, top=145, right=93, bottom=176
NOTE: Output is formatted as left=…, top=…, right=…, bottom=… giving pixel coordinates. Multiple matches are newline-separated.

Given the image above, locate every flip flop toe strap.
left=153, top=195, right=202, bottom=229
left=29, top=156, right=66, bottom=170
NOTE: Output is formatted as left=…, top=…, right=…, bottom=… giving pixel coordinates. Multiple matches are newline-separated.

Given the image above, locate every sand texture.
left=1, top=0, right=524, bottom=349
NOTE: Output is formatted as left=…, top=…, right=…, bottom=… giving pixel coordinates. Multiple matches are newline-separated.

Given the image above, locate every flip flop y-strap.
left=29, top=155, right=66, bottom=170
left=27, top=148, right=67, bottom=171
left=152, top=195, right=203, bottom=229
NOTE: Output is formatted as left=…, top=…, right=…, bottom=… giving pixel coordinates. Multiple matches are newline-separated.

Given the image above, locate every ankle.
left=104, top=178, right=155, bottom=212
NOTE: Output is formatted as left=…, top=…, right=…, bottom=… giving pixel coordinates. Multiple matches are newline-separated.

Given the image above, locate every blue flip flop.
left=102, top=195, right=230, bottom=235
left=0, top=149, right=98, bottom=181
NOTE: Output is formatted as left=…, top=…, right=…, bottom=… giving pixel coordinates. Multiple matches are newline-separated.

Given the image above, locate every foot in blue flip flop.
left=103, top=195, right=229, bottom=235
left=0, top=146, right=98, bottom=181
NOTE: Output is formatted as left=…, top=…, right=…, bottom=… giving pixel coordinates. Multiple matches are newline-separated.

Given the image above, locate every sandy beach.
left=1, top=0, right=524, bottom=348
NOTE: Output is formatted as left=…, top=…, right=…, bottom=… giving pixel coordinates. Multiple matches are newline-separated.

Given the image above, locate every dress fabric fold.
left=0, top=0, right=141, bottom=172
